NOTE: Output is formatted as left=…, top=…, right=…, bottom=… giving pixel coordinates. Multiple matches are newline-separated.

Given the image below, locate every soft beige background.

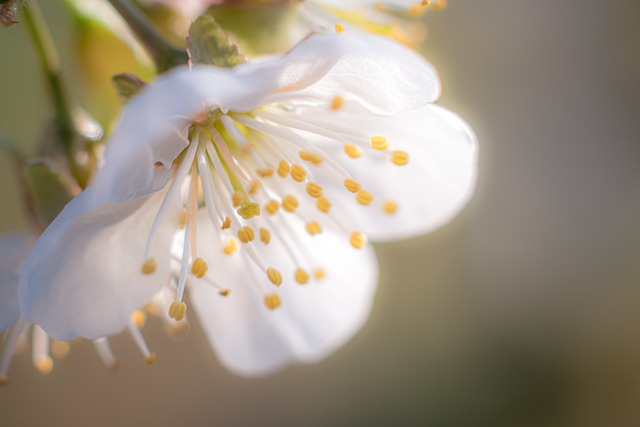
left=1, top=1, right=640, bottom=426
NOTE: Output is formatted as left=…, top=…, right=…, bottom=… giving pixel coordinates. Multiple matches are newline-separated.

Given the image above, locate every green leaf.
left=112, top=73, right=147, bottom=100
left=25, top=161, right=74, bottom=227
left=187, top=15, right=245, bottom=68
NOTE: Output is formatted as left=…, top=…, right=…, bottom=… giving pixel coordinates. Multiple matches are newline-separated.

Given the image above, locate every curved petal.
left=305, top=104, right=478, bottom=241
left=189, top=212, right=378, bottom=376
left=19, top=189, right=176, bottom=340
left=0, top=232, right=34, bottom=332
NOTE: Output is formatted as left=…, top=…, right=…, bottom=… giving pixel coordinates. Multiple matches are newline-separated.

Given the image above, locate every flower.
left=19, top=31, right=477, bottom=376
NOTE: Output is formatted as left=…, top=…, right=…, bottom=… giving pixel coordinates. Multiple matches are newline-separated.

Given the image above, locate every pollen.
left=356, top=189, right=373, bottom=205
left=256, top=167, right=275, bottom=178
left=223, top=237, right=239, bottom=255
left=314, top=268, right=326, bottom=280
left=131, top=310, right=146, bottom=327
left=248, top=180, right=260, bottom=195
left=317, top=196, right=332, bottom=213
left=370, top=135, right=389, bottom=151
left=410, top=2, right=427, bottom=16
left=264, top=293, right=281, bottom=310
left=350, top=232, right=367, bottom=249
left=266, top=268, right=283, bottom=286
left=306, top=182, right=323, bottom=198
left=237, top=226, right=255, bottom=243
left=344, top=144, right=363, bottom=159
left=306, top=221, right=322, bottom=235
left=282, top=195, right=299, bottom=213
left=383, top=201, right=398, bottom=214
left=266, top=200, right=280, bottom=215
left=335, top=23, right=345, bottom=33
left=295, top=268, right=309, bottom=284
left=344, top=178, right=361, bottom=193
left=219, top=289, right=230, bottom=297
left=237, top=202, right=260, bottom=220
left=277, top=160, right=290, bottom=177
left=222, top=216, right=232, bottom=230
left=330, top=95, right=344, bottom=111
left=145, top=353, right=157, bottom=365
left=300, top=150, right=323, bottom=165
left=260, top=227, right=271, bottom=244
left=391, top=150, right=410, bottom=166
left=178, top=208, right=188, bottom=229
left=232, top=191, right=245, bottom=207
left=141, top=258, right=157, bottom=275
left=169, top=301, right=187, bottom=321
left=191, top=257, right=209, bottom=278
left=422, top=0, right=431, bottom=5
left=35, top=356, right=54, bottom=375
left=290, top=164, right=307, bottom=182
left=51, top=341, right=71, bottom=359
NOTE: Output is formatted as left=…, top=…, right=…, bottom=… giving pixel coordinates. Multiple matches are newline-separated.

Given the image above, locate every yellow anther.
left=391, top=150, right=410, bottom=166
left=178, top=208, right=188, bottom=229
left=256, top=167, right=275, bottom=178
left=306, top=182, right=323, bottom=198
left=248, top=180, right=260, bottom=195
left=141, top=258, right=157, bottom=275
left=330, top=95, right=344, bottom=111
left=335, top=23, right=345, bottom=33
left=344, top=144, right=363, bottom=159
left=306, top=221, right=322, bottom=236
left=191, top=257, right=209, bottom=278
left=232, top=192, right=245, bottom=207
left=35, top=356, right=54, bottom=375
left=223, top=237, right=239, bottom=255
left=295, top=268, right=309, bottom=284
left=219, top=289, right=230, bottom=297
left=350, top=232, right=367, bottom=249
left=237, top=202, right=260, bottom=220
left=264, top=293, right=281, bottom=310
left=300, top=150, right=323, bottom=165
left=168, top=301, right=180, bottom=318
left=290, top=164, right=307, bottom=182
left=282, top=195, right=299, bottom=213
left=266, top=200, right=280, bottom=215
left=260, top=227, right=271, bottom=245
left=173, top=302, right=187, bottom=321
left=266, top=268, right=282, bottom=286
left=422, top=0, right=431, bottom=5
left=383, top=201, right=398, bottom=214
left=314, top=268, right=326, bottom=280
left=410, top=2, right=426, bottom=16
left=51, top=341, right=70, bottom=359
left=356, top=189, right=373, bottom=205
left=222, top=216, right=231, bottom=230
left=237, top=226, right=255, bottom=244
left=317, top=196, right=332, bottom=213
left=277, top=160, right=290, bottom=177
left=370, top=135, right=389, bottom=151
left=131, top=310, right=146, bottom=327
left=145, top=353, right=157, bottom=365
left=344, top=178, right=361, bottom=193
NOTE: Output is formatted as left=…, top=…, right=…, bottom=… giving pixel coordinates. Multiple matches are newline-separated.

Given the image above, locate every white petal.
left=189, top=212, right=378, bottom=376
left=0, top=232, right=34, bottom=332
left=19, top=189, right=176, bottom=340
left=307, top=104, right=478, bottom=240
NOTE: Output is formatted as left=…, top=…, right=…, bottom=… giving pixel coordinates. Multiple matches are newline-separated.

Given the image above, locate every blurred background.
left=2, top=1, right=640, bottom=426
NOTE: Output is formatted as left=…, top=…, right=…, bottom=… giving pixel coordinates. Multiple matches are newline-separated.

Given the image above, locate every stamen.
left=237, top=202, right=260, bottom=220
left=219, top=289, right=230, bottom=296
left=260, top=228, right=271, bottom=244
left=317, top=197, right=332, bottom=213
left=0, top=319, right=27, bottom=384
left=350, top=232, right=367, bottom=249
left=300, top=150, right=323, bottom=165
left=248, top=180, right=260, bottom=195
left=391, top=150, right=410, bottom=166
left=290, top=164, right=307, bottom=182
left=282, top=195, right=299, bottom=213
left=277, top=160, right=291, bottom=177
left=330, top=95, right=344, bottom=111
left=335, top=23, right=345, bottom=33
left=32, top=325, right=53, bottom=375
left=295, top=268, right=309, bottom=284
left=222, top=217, right=232, bottom=229
left=383, top=201, right=398, bottom=214
left=266, top=268, right=283, bottom=286
left=314, top=269, right=326, bottom=280
left=264, top=293, right=281, bottom=310
left=127, top=322, right=156, bottom=364
left=257, top=167, right=275, bottom=178
left=93, top=338, right=118, bottom=370
left=344, top=144, right=363, bottom=158
left=344, top=178, right=361, bottom=193
left=266, top=200, right=280, bottom=215
left=306, top=182, right=323, bottom=198
left=238, top=226, right=255, bottom=243
left=306, top=221, right=322, bottom=235
left=141, top=258, right=157, bottom=275
left=131, top=310, right=146, bottom=328
left=232, top=191, right=245, bottom=207
left=223, top=237, right=239, bottom=255
left=51, top=341, right=70, bottom=359
left=178, top=208, right=188, bottom=228
left=191, top=257, right=209, bottom=278
left=168, top=301, right=188, bottom=321
left=356, top=189, right=373, bottom=205
left=370, top=135, right=389, bottom=151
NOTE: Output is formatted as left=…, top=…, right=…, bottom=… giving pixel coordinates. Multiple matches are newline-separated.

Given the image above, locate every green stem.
left=107, top=0, right=188, bottom=72
left=22, top=1, right=87, bottom=188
